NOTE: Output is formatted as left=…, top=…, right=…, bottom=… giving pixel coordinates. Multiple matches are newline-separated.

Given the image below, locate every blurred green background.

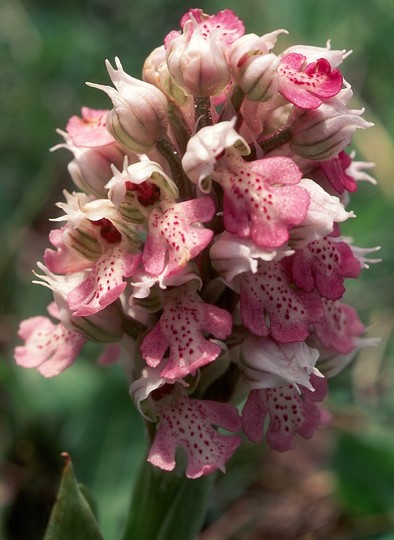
left=1, top=0, right=393, bottom=538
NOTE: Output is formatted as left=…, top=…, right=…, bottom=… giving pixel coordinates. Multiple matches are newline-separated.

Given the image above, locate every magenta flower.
left=242, top=374, right=328, bottom=451
left=314, top=298, right=365, bottom=354
left=140, top=285, right=232, bottom=379
left=148, top=393, right=242, bottom=478
left=291, top=235, right=361, bottom=300
left=238, top=260, right=323, bottom=342
left=278, top=53, right=343, bottom=109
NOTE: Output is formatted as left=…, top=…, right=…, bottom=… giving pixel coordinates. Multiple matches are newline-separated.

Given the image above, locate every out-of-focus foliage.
left=1, top=0, right=393, bottom=538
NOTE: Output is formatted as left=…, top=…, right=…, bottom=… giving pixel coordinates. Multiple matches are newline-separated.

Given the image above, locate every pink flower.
left=290, top=178, right=354, bottom=246
left=229, top=30, right=287, bottom=102
left=165, top=9, right=244, bottom=97
left=278, top=53, right=343, bottom=109
left=213, top=154, right=310, bottom=248
left=242, top=373, right=328, bottom=451
left=140, top=284, right=232, bottom=379
left=14, top=306, right=86, bottom=377
left=313, top=298, right=365, bottom=354
left=241, top=336, right=322, bottom=391
left=238, top=259, right=323, bottom=342
left=44, top=226, right=95, bottom=274
left=319, top=150, right=376, bottom=194
left=175, top=9, right=245, bottom=47
left=148, top=392, right=242, bottom=478
left=210, top=231, right=294, bottom=284
left=182, top=119, right=250, bottom=192
left=65, top=107, right=115, bottom=147
left=291, top=235, right=361, bottom=300
left=142, top=197, right=215, bottom=276
left=67, top=244, right=141, bottom=316
left=106, top=160, right=178, bottom=217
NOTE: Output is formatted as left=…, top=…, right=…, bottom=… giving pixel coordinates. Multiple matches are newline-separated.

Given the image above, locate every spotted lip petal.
left=165, top=8, right=245, bottom=48
left=148, top=394, right=242, bottom=478
left=242, top=374, right=328, bottom=451
left=68, top=246, right=141, bottom=316
left=142, top=197, right=215, bottom=277
left=140, top=287, right=232, bottom=379
left=278, top=53, right=343, bottom=109
left=238, top=259, right=323, bottom=343
left=314, top=298, right=365, bottom=354
left=291, top=236, right=361, bottom=300
left=214, top=155, right=310, bottom=249
left=15, top=315, right=86, bottom=377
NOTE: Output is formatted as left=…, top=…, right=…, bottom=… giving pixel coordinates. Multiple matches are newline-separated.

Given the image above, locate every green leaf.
left=121, top=456, right=215, bottom=540
left=43, top=453, right=104, bottom=540
left=334, top=432, right=394, bottom=516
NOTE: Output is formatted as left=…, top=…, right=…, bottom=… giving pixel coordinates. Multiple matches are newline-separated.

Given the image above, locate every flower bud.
left=289, top=90, right=373, bottom=160
left=166, top=19, right=231, bottom=97
left=87, top=57, right=168, bottom=153
left=143, top=46, right=188, bottom=105
left=66, top=144, right=126, bottom=197
left=229, top=31, right=285, bottom=101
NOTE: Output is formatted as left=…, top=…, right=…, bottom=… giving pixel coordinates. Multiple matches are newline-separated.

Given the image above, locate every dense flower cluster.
left=15, top=8, right=379, bottom=478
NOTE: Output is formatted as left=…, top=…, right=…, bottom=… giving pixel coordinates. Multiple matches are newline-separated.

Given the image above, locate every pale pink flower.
left=33, top=265, right=125, bottom=343
left=67, top=244, right=141, bottom=316
left=165, top=9, right=244, bottom=97
left=65, top=107, right=115, bottom=147
left=142, top=197, right=215, bottom=276
left=44, top=225, right=95, bottom=274
left=143, top=45, right=189, bottom=104
left=14, top=305, right=86, bottom=377
left=213, top=153, right=310, bottom=248
left=282, top=42, right=350, bottom=68
left=289, top=88, right=374, bottom=160
left=289, top=178, right=354, bottom=246
left=167, top=8, right=245, bottom=48
left=210, top=231, right=294, bottom=284
left=232, top=52, right=280, bottom=102
left=148, top=392, right=242, bottom=478
left=182, top=119, right=250, bottom=192
left=106, top=159, right=178, bottom=212
left=241, top=336, right=322, bottom=391
left=140, top=284, right=232, bottom=379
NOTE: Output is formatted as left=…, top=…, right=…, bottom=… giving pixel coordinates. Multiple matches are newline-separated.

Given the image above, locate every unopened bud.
left=290, top=91, right=373, bottom=160
left=143, top=46, right=188, bottom=105
left=87, top=57, right=168, bottom=153
left=229, top=31, right=285, bottom=101
left=166, top=19, right=231, bottom=97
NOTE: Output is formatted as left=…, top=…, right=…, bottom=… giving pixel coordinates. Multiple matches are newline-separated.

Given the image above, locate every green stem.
left=257, top=126, right=292, bottom=154
left=194, top=97, right=213, bottom=130
left=121, top=457, right=215, bottom=540
left=156, top=137, right=193, bottom=200
left=168, top=102, right=191, bottom=154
